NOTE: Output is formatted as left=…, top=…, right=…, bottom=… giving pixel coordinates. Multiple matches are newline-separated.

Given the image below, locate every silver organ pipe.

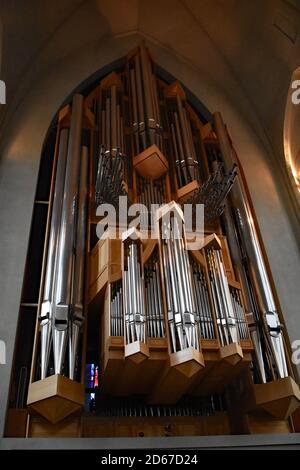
left=214, top=112, right=289, bottom=380
left=140, top=43, right=156, bottom=145
left=69, top=145, right=88, bottom=380
left=176, top=94, right=196, bottom=181
left=40, top=128, right=69, bottom=380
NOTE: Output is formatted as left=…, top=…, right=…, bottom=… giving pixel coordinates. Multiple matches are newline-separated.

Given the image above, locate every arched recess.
left=0, top=34, right=300, bottom=439
left=284, top=66, right=300, bottom=206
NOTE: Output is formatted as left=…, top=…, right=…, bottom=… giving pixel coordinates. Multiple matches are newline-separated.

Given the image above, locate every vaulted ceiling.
left=0, top=0, right=299, bottom=186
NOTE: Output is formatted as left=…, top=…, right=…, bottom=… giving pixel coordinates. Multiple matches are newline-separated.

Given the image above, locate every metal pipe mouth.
left=54, top=319, right=68, bottom=331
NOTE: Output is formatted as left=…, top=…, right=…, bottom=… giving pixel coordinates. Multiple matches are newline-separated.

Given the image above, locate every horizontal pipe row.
left=97, top=396, right=220, bottom=417
left=108, top=250, right=250, bottom=349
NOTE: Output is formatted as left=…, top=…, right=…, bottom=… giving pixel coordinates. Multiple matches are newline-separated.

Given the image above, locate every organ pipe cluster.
left=123, top=238, right=147, bottom=344
left=159, top=210, right=200, bottom=353
left=230, top=287, right=249, bottom=341
left=190, top=259, right=216, bottom=340
left=205, top=248, right=239, bottom=346
left=40, top=94, right=88, bottom=380
left=144, top=250, right=165, bottom=339
left=166, top=93, right=199, bottom=188
left=213, top=113, right=289, bottom=382
left=186, top=163, right=238, bottom=220
left=128, top=43, right=162, bottom=152
left=95, top=146, right=128, bottom=207
left=98, top=78, right=125, bottom=156
left=95, top=74, right=128, bottom=208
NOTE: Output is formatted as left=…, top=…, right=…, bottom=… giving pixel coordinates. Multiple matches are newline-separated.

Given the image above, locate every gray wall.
left=0, top=27, right=299, bottom=442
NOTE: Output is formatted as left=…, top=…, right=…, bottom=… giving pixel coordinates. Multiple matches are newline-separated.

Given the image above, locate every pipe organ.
left=8, top=43, right=299, bottom=438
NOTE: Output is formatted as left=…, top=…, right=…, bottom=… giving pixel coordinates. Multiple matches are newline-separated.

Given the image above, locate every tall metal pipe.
left=135, top=56, right=146, bottom=146
left=140, top=43, right=155, bottom=135
left=111, top=85, right=117, bottom=152
left=69, top=145, right=88, bottom=380
left=40, top=128, right=69, bottom=379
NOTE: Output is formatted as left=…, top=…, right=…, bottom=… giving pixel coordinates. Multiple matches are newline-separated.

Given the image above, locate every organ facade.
left=5, top=43, right=300, bottom=439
